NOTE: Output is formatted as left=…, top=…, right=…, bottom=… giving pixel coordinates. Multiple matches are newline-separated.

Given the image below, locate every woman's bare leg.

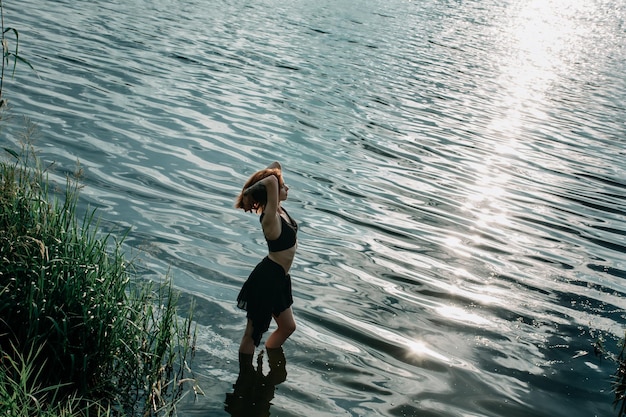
left=239, top=319, right=256, bottom=355
left=265, top=307, right=296, bottom=349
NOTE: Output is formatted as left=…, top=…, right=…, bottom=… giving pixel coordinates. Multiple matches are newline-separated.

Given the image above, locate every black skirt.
left=237, top=256, right=293, bottom=346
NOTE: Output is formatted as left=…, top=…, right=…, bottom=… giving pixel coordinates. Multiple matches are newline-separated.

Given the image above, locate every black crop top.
left=260, top=208, right=298, bottom=252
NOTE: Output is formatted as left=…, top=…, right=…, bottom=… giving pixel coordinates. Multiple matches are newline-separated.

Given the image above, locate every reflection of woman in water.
left=224, top=347, right=288, bottom=417
left=234, top=161, right=298, bottom=356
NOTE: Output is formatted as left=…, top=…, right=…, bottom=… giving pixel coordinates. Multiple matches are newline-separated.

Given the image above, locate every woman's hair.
left=235, top=167, right=283, bottom=213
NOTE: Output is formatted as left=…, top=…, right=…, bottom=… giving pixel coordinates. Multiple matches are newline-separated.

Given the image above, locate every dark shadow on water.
left=224, top=347, right=287, bottom=417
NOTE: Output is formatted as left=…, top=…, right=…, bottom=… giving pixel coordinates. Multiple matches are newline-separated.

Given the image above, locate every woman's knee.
left=281, top=320, right=296, bottom=336
left=274, top=308, right=296, bottom=335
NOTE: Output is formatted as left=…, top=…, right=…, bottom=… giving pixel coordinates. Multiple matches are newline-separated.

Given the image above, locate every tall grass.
left=0, top=342, right=112, bottom=416
left=0, top=139, right=199, bottom=415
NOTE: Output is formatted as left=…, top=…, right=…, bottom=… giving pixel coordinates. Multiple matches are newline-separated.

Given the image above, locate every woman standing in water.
left=234, top=161, right=297, bottom=356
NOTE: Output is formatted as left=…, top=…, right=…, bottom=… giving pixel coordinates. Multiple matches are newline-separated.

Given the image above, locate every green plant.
left=614, top=336, right=626, bottom=417
left=0, top=141, right=199, bottom=415
left=0, top=0, right=35, bottom=102
left=0, top=342, right=113, bottom=416
left=593, top=334, right=626, bottom=417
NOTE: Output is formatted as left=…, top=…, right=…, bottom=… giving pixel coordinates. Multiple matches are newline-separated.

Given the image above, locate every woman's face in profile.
left=279, top=181, right=289, bottom=201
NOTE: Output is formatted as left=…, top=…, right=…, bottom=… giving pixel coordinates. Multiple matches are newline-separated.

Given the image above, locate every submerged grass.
left=0, top=138, right=199, bottom=415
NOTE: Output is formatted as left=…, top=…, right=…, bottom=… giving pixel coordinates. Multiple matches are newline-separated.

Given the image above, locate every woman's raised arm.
left=258, top=175, right=281, bottom=240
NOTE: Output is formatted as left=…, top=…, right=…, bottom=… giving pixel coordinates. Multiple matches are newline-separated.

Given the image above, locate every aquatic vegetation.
left=0, top=139, right=199, bottom=415
left=0, top=0, right=35, bottom=102
left=614, top=336, right=626, bottom=417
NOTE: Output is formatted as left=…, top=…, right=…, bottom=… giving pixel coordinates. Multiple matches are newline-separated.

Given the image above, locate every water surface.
left=4, top=0, right=626, bottom=415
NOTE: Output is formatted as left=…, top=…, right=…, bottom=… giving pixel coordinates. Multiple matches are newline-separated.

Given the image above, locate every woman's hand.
left=241, top=192, right=254, bottom=212
left=242, top=184, right=263, bottom=212
left=242, top=175, right=277, bottom=212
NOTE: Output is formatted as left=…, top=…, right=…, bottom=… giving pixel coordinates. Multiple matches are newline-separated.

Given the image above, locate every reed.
left=0, top=0, right=36, bottom=102
left=0, top=140, right=199, bottom=415
left=614, top=336, right=626, bottom=417
left=0, top=342, right=112, bottom=416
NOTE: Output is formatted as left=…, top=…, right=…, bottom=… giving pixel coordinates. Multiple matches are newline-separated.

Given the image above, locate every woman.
left=234, top=161, right=297, bottom=356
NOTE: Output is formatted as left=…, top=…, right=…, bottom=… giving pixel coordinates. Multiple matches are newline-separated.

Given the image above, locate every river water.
left=3, top=0, right=626, bottom=416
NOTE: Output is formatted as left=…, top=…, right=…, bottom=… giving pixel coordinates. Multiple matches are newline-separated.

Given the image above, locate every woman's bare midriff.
left=268, top=244, right=297, bottom=274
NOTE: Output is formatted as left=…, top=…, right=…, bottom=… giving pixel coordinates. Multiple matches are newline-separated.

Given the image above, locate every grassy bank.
left=0, top=140, right=199, bottom=416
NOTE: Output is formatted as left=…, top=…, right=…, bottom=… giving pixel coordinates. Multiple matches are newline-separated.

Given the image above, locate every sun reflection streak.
left=434, top=305, right=491, bottom=326
left=456, top=0, right=590, bottom=252
left=324, top=307, right=453, bottom=364
left=406, top=340, right=450, bottom=363
left=436, top=0, right=596, bottom=337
